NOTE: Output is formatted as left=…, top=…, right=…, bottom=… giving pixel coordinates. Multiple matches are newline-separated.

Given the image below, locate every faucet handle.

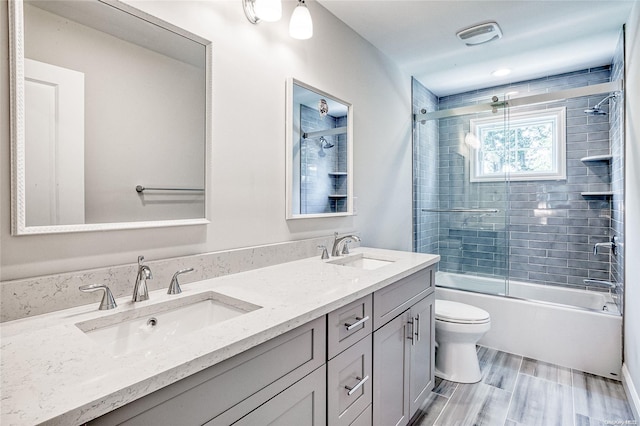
left=79, top=284, right=117, bottom=310
left=341, top=239, right=352, bottom=255
left=168, top=268, right=194, bottom=295
left=317, top=245, right=330, bottom=260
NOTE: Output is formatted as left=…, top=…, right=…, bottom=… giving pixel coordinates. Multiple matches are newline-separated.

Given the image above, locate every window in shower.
left=470, top=107, right=566, bottom=182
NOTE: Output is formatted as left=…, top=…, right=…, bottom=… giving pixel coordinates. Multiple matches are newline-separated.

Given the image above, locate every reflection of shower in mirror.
left=318, top=136, right=334, bottom=157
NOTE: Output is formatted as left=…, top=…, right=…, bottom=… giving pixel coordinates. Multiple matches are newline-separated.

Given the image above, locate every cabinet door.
left=328, top=334, right=372, bottom=426
left=210, top=366, right=326, bottom=426
left=372, top=311, right=411, bottom=426
left=409, top=293, right=435, bottom=418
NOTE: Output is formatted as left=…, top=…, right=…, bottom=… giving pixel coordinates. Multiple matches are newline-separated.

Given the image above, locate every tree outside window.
left=470, top=107, right=566, bottom=182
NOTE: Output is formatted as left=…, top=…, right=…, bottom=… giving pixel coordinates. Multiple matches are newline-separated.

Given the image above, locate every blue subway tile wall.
left=414, top=65, right=622, bottom=293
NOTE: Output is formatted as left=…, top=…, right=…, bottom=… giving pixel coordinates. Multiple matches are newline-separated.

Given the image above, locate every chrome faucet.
left=79, top=284, right=117, bottom=310
left=167, top=268, right=194, bottom=295
left=593, top=236, right=617, bottom=256
left=332, top=232, right=361, bottom=257
left=132, top=256, right=152, bottom=302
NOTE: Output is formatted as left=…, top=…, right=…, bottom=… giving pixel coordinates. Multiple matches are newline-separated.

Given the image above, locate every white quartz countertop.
left=1, top=247, right=439, bottom=425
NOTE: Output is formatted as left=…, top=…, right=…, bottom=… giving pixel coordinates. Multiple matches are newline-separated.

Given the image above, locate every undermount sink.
left=76, top=291, right=261, bottom=357
left=327, top=253, right=395, bottom=270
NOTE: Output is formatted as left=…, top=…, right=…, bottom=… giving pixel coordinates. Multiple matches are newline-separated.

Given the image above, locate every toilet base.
left=435, top=342, right=482, bottom=384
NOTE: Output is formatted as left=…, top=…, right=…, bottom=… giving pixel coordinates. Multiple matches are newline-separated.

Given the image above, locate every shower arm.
left=593, top=93, right=618, bottom=109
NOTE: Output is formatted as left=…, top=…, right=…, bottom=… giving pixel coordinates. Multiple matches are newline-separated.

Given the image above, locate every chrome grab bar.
left=302, top=126, right=347, bottom=139
left=583, top=279, right=616, bottom=289
left=422, top=208, right=500, bottom=213
left=136, top=185, right=204, bottom=193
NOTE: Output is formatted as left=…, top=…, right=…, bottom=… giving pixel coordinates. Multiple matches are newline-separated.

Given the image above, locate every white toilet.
left=434, top=300, right=491, bottom=383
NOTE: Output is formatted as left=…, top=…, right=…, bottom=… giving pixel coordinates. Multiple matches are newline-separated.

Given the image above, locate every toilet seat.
left=435, top=300, right=490, bottom=324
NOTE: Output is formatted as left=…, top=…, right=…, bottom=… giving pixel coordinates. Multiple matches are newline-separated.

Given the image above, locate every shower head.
left=584, top=92, right=619, bottom=115
left=320, top=136, right=334, bottom=149
left=584, top=106, right=608, bottom=116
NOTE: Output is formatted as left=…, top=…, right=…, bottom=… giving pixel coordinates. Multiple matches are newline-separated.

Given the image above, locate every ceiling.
left=316, top=0, right=636, bottom=96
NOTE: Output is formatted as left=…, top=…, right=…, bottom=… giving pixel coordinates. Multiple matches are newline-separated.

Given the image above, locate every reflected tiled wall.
left=300, top=105, right=347, bottom=214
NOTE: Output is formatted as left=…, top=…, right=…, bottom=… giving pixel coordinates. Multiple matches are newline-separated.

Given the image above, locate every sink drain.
left=147, top=317, right=158, bottom=327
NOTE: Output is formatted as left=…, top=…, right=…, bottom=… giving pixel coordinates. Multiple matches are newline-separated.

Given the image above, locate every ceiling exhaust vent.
left=456, top=22, right=502, bottom=46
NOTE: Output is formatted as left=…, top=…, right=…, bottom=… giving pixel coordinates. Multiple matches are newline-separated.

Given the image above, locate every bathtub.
left=436, top=272, right=623, bottom=380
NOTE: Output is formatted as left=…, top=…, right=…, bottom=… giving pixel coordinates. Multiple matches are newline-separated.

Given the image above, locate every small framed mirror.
left=285, top=78, right=353, bottom=219
left=9, top=0, right=212, bottom=235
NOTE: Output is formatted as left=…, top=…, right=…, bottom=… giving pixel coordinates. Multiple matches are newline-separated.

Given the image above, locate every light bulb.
left=254, top=0, right=282, bottom=22
left=464, top=132, right=480, bottom=149
left=289, top=1, right=313, bottom=40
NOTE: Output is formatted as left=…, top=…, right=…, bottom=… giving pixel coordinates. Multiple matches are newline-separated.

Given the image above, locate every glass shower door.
left=413, top=94, right=509, bottom=296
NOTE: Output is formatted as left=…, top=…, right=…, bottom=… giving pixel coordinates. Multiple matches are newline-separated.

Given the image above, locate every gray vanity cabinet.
left=87, top=265, right=435, bottom=426
left=88, top=317, right=326, bottom=426
left=372, top=268, right=435, bottom=426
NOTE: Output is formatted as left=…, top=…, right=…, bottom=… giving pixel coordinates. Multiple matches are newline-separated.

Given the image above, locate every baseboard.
left=622, top=363, right=640, bottom=421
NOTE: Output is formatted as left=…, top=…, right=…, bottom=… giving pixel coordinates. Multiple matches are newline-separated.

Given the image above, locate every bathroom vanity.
left=0, top=248, right=438, bottom=425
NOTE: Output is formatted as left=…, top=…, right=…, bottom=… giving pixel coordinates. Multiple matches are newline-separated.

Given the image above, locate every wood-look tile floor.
left=410, top=346, right=637, bottom=426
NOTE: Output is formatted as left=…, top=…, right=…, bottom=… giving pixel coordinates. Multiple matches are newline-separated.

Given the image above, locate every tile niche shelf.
left=580, top=154, right=613, bottom=162
left=581, top=191, right=614, bottom=197
left=580, top=154, right=613, bottom=197
left=328, top=172, right=348, bottom=199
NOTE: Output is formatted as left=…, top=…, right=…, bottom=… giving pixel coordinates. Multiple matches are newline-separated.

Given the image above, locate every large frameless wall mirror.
left=9, top=0, right=212, bottom=235
left=286, top=78, right=353, bottom=219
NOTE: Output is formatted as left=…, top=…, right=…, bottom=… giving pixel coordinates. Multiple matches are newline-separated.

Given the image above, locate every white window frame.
left=469, top=107, right=567, bottom=182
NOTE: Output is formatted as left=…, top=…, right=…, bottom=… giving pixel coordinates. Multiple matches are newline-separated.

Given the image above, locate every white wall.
left=25, top=4, right=206, bottom=224
left=624, top=0, right=640, bottom=416
left=0, top=0, right=412, bottom=280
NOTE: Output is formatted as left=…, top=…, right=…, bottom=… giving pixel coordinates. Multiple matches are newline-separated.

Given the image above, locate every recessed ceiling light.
left=491, top=68, right=511, bottom=77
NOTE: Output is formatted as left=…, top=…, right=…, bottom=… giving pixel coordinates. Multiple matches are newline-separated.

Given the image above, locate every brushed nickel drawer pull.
left=345, top=375, right=369, bottom=396
left=345, top=316, right=370, bottom=331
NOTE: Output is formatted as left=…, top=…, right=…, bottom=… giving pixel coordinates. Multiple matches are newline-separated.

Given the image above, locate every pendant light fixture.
left=289, top=0, right=313, bottom=40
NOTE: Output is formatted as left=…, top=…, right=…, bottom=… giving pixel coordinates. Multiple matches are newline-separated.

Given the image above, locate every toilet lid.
left=435, top=300, right=490, bottom=324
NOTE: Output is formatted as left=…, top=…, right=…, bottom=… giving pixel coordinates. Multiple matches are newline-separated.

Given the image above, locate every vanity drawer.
left=327, top=334, right=372, bottom=426
left=373, top=267, right=434, bottom=330
left=327, top=294, right=373, bottom=359
left=90, top=317, right=326, bottom=425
